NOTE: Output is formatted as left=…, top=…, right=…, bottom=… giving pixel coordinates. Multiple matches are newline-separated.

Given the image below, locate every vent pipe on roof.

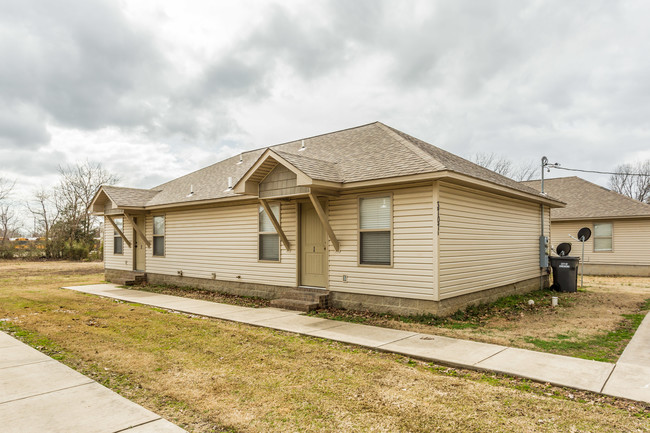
left=237, top=154, right=243, bottom=164
left=186, top=184, right=194, bottom=197
left=299, top=139, right=306, bottom=151
left=227, top=177, right=234, bottom=189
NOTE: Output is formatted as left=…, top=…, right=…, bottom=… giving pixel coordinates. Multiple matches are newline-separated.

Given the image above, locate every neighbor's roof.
left=100, top=122, right=561, bottom=208
left=523, top=177, right=650, bottom=220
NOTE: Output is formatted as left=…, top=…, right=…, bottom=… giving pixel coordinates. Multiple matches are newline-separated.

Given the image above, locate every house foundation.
left=105, top=269, right=548, bottom=317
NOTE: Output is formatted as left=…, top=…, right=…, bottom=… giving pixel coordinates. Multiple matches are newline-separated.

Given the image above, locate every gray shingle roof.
left=102, top=122, right=561, bottom=208
left=102, top=186, right=161, bottom=207
left=523, top=177, right=650, bottom=219
left=272, top=150, right=342, bottom=183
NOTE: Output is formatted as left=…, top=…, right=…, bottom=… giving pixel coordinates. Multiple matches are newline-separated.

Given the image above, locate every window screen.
left=359, top=196, right=391, bottom=265
left=153, top=215, right=165, bottom=256
left=113, top=217, right=123, bottom=255
left=259, top=204, right=280, bottom=261
left=594, top=222, right=612, bottom=251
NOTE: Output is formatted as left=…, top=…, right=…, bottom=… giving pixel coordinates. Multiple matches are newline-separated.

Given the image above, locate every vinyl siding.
left=328, top=183, right=435, bottom=300
left=438, top=182, right=548, bottom=299
left=144, top=201, right=297, bottom=286
left=550, top=219, right=650, bottom=265
left=103, top=215, right=133, bottom=271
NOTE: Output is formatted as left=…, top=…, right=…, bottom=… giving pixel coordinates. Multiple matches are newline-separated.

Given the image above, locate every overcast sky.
left=2, top=0, right=650, bottom=223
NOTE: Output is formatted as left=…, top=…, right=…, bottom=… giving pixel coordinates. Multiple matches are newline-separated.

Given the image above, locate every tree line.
left=0, top=162, right=118, bottom=259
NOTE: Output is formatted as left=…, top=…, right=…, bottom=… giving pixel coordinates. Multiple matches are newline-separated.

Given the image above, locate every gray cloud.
left=2, top=0, right=650, bottom=196
left=0, top=1, right=167, bottom=136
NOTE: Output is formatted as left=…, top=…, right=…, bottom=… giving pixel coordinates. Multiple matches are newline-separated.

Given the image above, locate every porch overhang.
left=123, top=213, right=151, bottom=248
left=235, top=149, right=342, bottom=252
left=232, top=149, right=342, bottom=197
left=105, top=215, right=132, bottom=248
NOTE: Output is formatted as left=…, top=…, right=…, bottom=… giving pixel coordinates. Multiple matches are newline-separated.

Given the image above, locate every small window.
left=259, top=204, right=280, bottom=261
left=113, top=217, right=123, bottom=255
left=359, top=196, right=391, bottom=265
left=153, top=215, right=165, bottom=256
left=594, top=222, right=612, bottom=252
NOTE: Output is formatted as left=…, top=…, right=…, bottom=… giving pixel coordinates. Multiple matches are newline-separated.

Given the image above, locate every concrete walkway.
left=0, top=331, right=186, bottom=433
left=62, top=284, right=650, bottom=404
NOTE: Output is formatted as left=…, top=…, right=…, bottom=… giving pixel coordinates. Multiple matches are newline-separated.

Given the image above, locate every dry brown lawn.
left=0, top=260, right=648, bottom=432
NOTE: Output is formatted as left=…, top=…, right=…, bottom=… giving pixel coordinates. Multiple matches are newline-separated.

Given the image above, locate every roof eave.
left=551, top=214, right=650, bottom=222
left=440, top=172, right=565, bottom=207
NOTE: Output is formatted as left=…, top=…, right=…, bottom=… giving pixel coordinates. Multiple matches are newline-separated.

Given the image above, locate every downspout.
left=540, top=157, right=547, bottom=291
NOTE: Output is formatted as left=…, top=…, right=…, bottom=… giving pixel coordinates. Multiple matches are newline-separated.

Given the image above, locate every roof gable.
left=89, top=185, right=161, bottom=212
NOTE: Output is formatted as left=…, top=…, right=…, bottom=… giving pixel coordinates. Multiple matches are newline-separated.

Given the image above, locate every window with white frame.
left=113, top=217, right=123, bottom=255
left=359, top=196, right=391, bottom=266
left=153, top=215, right=165, bottom=256
left=594, top=222, right=613, bottom=252
left=259, top=204, right=280, bottom=261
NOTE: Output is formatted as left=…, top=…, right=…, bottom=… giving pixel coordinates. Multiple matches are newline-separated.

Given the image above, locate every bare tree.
left=511, top=161, right=538, bottom=182
left=0, top=178, right=15, bottom=202
left=27, top=188, right=60, bottom=257
left=471, top=153, right=513, bottom=176
left=0, top=178, right=16, bottom=245
left=55, top=161, right=118, bottom=245
left=471, top=153, right=537, bottom=181
left=609, top=160, right=650, bottom=203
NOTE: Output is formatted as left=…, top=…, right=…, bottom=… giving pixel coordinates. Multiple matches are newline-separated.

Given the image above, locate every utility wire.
left=549, top=165, right=650, bottom=177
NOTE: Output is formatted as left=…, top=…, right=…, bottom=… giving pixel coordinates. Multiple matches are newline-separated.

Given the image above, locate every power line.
left=549, top=165, right=650, bottom=177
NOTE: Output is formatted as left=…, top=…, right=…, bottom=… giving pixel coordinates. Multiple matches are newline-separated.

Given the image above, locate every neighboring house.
left=89, top=122, right=563, bottom=315
left=524, top=176, right=650, bottom=276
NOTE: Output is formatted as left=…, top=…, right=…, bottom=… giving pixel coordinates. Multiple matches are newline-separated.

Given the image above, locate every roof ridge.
left=237, top=121, right=381, bottom=157
left=272, top=149, right=339, bottom=165
left=374, top=122, right=446, bottom=170
left=103, top=184, right=161, bottom=192
left=522, top=176, right=580, bottom=183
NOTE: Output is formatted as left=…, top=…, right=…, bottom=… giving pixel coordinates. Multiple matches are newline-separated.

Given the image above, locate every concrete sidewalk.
left=62, top=284, right=650, bottom=404
left=0, top=331, right=186, bottom=433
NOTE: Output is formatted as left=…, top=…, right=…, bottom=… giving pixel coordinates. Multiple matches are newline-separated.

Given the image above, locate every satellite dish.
left=577, top=227, right=591, bottom=242
left=556, top=242, right=572, bottom=256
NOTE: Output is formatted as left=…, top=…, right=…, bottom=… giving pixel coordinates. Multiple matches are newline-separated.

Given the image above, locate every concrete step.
left=115, top=272, right=147, bottom=286
left=270, top=298, right=320, bottom=312
left=278, top=289, right=329, bottom=308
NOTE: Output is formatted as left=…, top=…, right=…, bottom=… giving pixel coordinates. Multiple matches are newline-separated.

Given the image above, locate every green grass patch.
left=523, top=299, right=650, bottom=362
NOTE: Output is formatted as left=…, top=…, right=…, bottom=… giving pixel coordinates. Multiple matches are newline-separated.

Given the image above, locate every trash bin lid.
left=556, top=242, right=572, bottom=256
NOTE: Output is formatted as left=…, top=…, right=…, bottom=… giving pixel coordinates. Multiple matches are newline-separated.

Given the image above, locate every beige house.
left=524, top=176, right=650, bottom=276
left=90, top=122, right=563, bottom=315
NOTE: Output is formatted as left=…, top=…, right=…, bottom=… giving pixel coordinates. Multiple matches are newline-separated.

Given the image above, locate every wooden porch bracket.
left=124, top=213, right=151, bottom=248
left=105, top=215, right=132, bottom=249
left=308, top=192, right=340, bottom=252
left=259, top=199, right=291, bottom=252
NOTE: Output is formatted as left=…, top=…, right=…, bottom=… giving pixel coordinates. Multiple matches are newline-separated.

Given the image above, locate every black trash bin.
left=549, top=256, right=580, bottom=293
